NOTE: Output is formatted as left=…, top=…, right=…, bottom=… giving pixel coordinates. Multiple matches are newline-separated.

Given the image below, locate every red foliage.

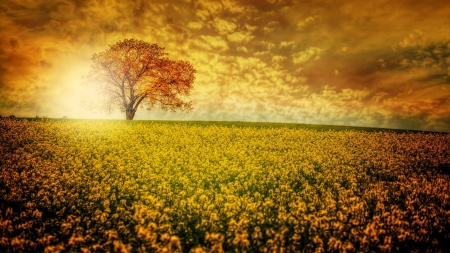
left=83, top=39, right=196, bottom=120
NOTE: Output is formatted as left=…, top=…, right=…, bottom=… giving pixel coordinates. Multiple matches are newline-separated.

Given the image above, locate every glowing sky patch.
left=0, top=0, right=449, bottom=131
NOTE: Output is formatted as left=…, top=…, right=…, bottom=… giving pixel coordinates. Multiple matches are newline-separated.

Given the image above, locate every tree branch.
left=133, top=94, right=148, bottom=112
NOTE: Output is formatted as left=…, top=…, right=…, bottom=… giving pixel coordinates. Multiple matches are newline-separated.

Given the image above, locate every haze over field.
left=1, top=0, right=450, bottom=131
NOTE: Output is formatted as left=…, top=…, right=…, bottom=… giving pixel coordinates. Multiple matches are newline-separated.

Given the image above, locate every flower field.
left=1, top=119, right=449, bottom=252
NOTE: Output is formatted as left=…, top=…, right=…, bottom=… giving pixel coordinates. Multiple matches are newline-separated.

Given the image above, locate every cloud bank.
left=1, top=0, right=449, bottom=131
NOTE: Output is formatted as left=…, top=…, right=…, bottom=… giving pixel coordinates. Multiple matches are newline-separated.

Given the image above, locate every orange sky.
left=1, top=0, right=450, bottom=131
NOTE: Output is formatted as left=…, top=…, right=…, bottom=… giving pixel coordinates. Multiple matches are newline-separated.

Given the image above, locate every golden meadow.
left=1, top=119, right=449, bottom=252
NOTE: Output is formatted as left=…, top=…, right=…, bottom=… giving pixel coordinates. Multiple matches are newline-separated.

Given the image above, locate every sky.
left=1, top=0, right=450, bottom=131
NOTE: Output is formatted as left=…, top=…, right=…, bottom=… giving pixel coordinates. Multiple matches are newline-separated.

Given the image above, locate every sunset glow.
left=1, top=0, right=449, bottom=131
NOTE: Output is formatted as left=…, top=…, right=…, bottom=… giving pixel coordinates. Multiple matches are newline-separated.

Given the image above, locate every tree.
left=82, top=39, right=196, bottom=120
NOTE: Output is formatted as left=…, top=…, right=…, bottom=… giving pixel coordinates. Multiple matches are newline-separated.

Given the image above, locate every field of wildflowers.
left=1, top=119, right=449, bottom=252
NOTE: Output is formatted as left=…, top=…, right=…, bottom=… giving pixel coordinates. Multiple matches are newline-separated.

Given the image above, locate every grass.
left=24, top=117, right=444, bottom=134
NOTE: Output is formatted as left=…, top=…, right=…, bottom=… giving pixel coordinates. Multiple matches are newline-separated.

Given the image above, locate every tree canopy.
left=82, top=39, right=196, bottom=120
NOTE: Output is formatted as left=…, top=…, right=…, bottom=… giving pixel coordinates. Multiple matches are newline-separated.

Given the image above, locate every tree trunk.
left=126, top=105, right=135, bottom=120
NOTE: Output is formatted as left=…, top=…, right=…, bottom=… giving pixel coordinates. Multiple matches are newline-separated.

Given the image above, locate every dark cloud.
left=391, top=40, right=450, bottom=83
left=3, top=0, right=67, bottom=30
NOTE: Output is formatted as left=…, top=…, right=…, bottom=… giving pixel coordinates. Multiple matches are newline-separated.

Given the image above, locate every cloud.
left=187, top=22, right=203, bottom=29
left=194, top=0, right=223, bottom=21
left=292, top=47, right=322, bottom=64
left=227, top=31, right=253, bottom=43
left=236, top=46, right=248, bottom=53
left=213, top=17, right=237, bottom=34
left=263, top=21, right=281, bottom=33
left=398, top=30, right=424, bottom=48
left=400, top=41, right=450, bottom=81
left=244, top=23, right=258, bottom=32
left=221, top=0, right=248, bottom=13
left=297, top=15, right=321, bottom=31
left=1, top=0, right=450, bottom=131
left=280, top=41, right=295, bottom=48
left=370, top=92, right=389, bottom=103
left=272, top=55, right=287, bottom=69
left=239, top=0, right=294, bottom=11
left=195, top=35, right=229, bottom=51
